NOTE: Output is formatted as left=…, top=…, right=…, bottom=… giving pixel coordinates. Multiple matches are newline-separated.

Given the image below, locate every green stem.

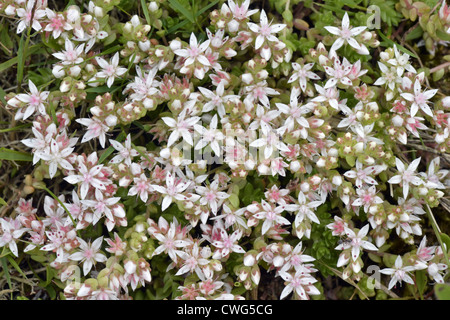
left=42, top=186, right=80, bottom=236
left=17, top=27, right=32, bottom=93
left=425, top=204, right=450, bottom=269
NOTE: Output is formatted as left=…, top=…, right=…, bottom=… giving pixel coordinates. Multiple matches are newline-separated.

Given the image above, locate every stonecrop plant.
left=0, top=0, right=449, bottom=301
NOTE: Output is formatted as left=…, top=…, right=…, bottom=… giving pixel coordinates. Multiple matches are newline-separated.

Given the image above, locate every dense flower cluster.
left=0, top=0, right=449, bottom=300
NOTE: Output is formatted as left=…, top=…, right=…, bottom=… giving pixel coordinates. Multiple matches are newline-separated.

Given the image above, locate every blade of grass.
left=0, top=44, right=41, bottom=74
left=0, top=257, right=13, bottom=299
left=168, top=0, right=195, bottom=23
left=426, top=204, right=450, bottom=271
left=0, top=86, right=6, bottom=105
left=16, top=32, right=25, bottom=91
left=377, top=30, right=418, bottom=59
left=317, top=260, right=369, bottom=300
left=80, top=44, right=123, bottom=65
left=41, top=186, right=79, bottom=235
left=0, top=123, right=32, bottom=133
left=196, top=0, right=220, bottom=17
left=0, top=148, right=32, bottom=162
left=6, top=255, right=27, bottom=279
left=99, top=131, right=126, bottom=164
left=17, top=27, right=33, bottom=92
left=141, top=0, right=152, bottom=25
left=166, top=0, right=219, bottom=34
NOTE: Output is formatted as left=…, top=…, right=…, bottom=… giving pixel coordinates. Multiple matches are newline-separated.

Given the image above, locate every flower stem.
left=425, top=204, right=450, bottom=269
left=42, top=186, right=80, bottom=236
left=429, top=61, right=450, bottom=74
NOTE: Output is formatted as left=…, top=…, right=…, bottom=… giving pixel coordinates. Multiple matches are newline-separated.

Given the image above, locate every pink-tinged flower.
left=401, top=78, right=438, bottom=117
left=387, top=46, right=416, bottom=76
left=279, top=269, right=320, bottom=300
left=344, top=160, right=379, bottom=188
left=41, top=221, right=77, bottom=263
left=123, top=66, right=160, bottom=109
left=211, top=227, right=246, bottom=258
left=285, top=191, right=322, bottom=230
left=76, top=117, right=109, bottom=148
left=21, top=123, right=57, bottom=164
left=324, top=12, right=369, bottom=55
left=403, top=115, right=428, bottom=140
left=352, top=185, right=384, bottom=213
left=10, top=80, right=49, bottom=120
left=195, top=179, right=230, bottom=215
left=162, top=107, right=200, bottom=147
left=337, top=225, right=378, bottom=261
left=251, top=200, right=290, bottom=235
left=90, top=288, right=119, bottom=300
left=109, top=134, right=139, bottom=166
left=199, top=82, right=239, bottom=118
left=122, top=258, right=152, bottom=291
left=250, top=128, right=290, bottom=159
left=387, top=157, right=423, bottom=199
left=64, top=161, right=107, bottom=199
left=152, top=172, right=193, bottom=211
left=94, top=53, right=127, bottom=88
left=69, top=236, right=107, bottom=275
left=416, top=236, right=436, bottom=262
left=128, top=172, right=153, bottom=203
left=72, top=17, right=108, bottom=53
left=288, top=62, right=321, bottom=92
left=41, top=195, right=67, bottom=228
left=16, top=0, right=46, bottom=34
left=105, top=232, right=127, bottom=256
left=211, top=204, right=248, bottom=229
left=276, top=87, right=311, bottom=135
left=44, top=8, right=72, bottom=39
left=326, top=215, right=348, bottom=237
left=194, top=114, right=225, bottom=157
left=373, top=62, right=401, bottom=91
left=380, top=255, right=415, bottom=289
left=36, top=138, right=75, bottom=178
left=311, top=84, right=340, bottom=110
left=176, top=242, right=211, bottom=280
left=63, top=190, right=85, bottom=223
left=81, top=188, right=121, bottom=226
left=323, top=57, right=353, bottom=89
left=280, top=242, right=316, bottom=273
left=249, top=104, right=281, bottom=135
left=0, top=218, right=29, bottom=257
left=228, top=0, right=258, bottom=21
left=247, top=10, right=286, bottom=51
left=173, top=33, right=211, bottom=79
left=243, top=80, right=280, bottom=109
left=419, top=157, right=448, bottom=189
left=52, top=38, right=84, bottom=65
left=428, top=262, right=448, bottom=284
left=151, top=217, right=191, bottom=263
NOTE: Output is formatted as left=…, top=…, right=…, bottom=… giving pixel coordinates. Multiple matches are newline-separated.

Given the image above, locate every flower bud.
left=332, top=175, right=342, bottom=186
left=290, top=160, right=300, bottom=172
left=245, top=159, right=256, bottom=170
left=4, top=5, right=16, bottom=16
left=52, top=65, right=65, bottom=78
left=148, top=1, right=159, bottom=12
left=60, top=79, right=71, bottom=92
left=227, top=19, right=239, bottom=33
left=300, top=182, right=310, bottom=193
left=169, top=39, right=181, bottom=51
left=241, top=73, right=253, bottom=84
left=105, top=115, right=118, bottom=127
left=243, top=253, right=256, bottom=267
left=67, top=5, right=81, bottom=23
